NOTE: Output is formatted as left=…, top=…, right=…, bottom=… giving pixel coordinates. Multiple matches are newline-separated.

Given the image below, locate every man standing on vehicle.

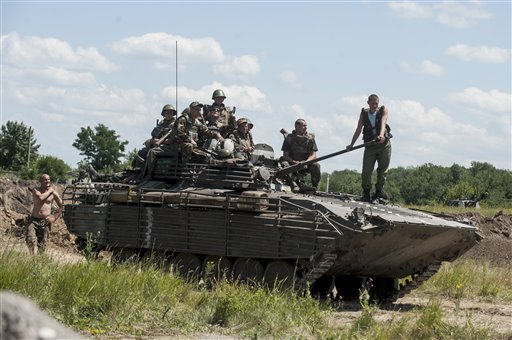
left=346, top=94, right=392, bottom=203
left=281, top=118, right=320, bottom=189
left=26, top=174, right=63, bottom=254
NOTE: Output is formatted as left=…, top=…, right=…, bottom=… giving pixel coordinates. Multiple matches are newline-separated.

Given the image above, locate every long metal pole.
left=27, top=127, right=32, bottom=167
left=175, top=40, right=178, bottom=112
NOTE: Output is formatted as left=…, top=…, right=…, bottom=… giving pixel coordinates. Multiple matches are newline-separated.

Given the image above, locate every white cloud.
left=161, top=82, right=271, bottom=113
left=153, top=61, right=173, bottom=70
left=434, top=2, right=491, bottom=29
left=213, top=55, right=261, bottom=78
left=388, top=1, right=432, bottom=18
left=41, top=112, right=66, bottom=122
left=448, top=88, right=511, bottom=113
left=1, top=32, right=118, bottom=72
left=111, top=32, right=224, bottom=62
left=336, top=95, right=368, bottom=114
left=445, top=44, right=510, bottom=63
left=389, top=2, right=491, bottom=29
left=291, top=104, right=305, bottom=117
left=38, top=67, right=97, bottom=86
left=400, top=60, right=444, bottom=76
left=280, top=70, right=301, bottom=88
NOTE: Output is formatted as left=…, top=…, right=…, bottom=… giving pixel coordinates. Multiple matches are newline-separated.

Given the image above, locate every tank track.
left=296, top=247, right=338, bottom=295
left=387, top=260, right=442, bottom=302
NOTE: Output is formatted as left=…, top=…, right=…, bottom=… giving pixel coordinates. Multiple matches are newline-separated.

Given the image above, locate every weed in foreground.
left=422, top=258, right=512, bottom=302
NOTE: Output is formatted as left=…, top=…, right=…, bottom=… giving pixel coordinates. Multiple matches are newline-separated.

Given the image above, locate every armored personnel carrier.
left=62, top=142, right=481, bottom=301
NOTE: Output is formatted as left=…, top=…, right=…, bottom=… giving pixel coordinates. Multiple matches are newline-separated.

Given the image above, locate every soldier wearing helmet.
left=138, top=104, right=179, bottom=178
left=150, top=104, right=177, bottom=143
left=281, top=118, right=320, bottom=189
left=132, top=103, right=177, bottom=170
left=228, top=117, right=255, bottom=160
left=204, top=89, right=236, bottom=137
left=175, top=101, right=223, bottom=163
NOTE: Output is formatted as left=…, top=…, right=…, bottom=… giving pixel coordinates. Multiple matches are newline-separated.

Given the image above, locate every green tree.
left=328, top=169, right=361, bottom=195
left=72, top=124, right=128, bottom=171
left=36, top=155, right=72, bottom=181
left=446, top=181, right=475, bottom=200
left=120, top=148, right=138, bottom=170
left=0, top=121, right=40, bottom=171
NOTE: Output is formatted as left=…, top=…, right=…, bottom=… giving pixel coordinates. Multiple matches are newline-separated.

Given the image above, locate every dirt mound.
left=455, top=211, right=512, bottom=265
left=0, top=177, right=75, bottom=252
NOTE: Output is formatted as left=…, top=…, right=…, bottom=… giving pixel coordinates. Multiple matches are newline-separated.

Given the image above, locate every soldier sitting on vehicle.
left=281, top=118, right=320, bottom=189
left=203, top=89, right=236, bottom=136
left=228, top=118, right=255, bottom=160
left=175, top=101, right=223, bottom=163
left=133, top=104, right=177, bottom=169
left=140, top=104, right=178, bottom=179
left=202, top=106, right=236, bottom=150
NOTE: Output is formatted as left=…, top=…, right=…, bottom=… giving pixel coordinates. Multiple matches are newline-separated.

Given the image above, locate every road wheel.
left=263, top=260, right=295, bottom=290
left=369, top=278, right=399, bottom=303
left=141, top=250, right=170, bottom=270
left=335, top=275, right=364, bottom=301
left=310, top=275, right=334, bottom=298
left=232, top=258, right=264, bottom=284
left=172, top=253, right=201, bottom=281
left=202, top=256, right=232, bottom=282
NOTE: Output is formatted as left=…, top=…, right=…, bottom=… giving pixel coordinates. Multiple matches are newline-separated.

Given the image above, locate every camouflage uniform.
left=228, top=129, right=254, bottom=160
left=201, top=110, right=236, bottom=148
left=137, top=104, right=178, bottom=177
left=203, top=103, right=236, bottom=136
left=143, top=117, right=177, bottom=178
left=203, top=89, right=236, bottom=137
left=175, top=110, right=219, bottom=163
left=281, top=131, right=321, bottom=188
left=25, top=217, right=51, bottom=254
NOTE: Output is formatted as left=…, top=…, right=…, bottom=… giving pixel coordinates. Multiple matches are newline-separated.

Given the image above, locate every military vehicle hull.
left=63, top=169, right=480, bottom=301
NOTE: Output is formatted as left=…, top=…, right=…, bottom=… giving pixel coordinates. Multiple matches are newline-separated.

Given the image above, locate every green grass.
left=1, top=245, right=511, bottom=338
left=420, top=258, right=512, bottom=302
left=0, top=248, right=331, bottom=338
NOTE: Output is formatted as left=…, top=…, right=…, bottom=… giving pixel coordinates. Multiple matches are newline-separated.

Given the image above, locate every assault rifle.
left=153, top=128, right=174, bottom=147
left=274, top=139, right=378, bottom=178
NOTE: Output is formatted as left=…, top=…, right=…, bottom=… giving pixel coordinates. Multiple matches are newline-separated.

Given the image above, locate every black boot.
left=362, top=189, right=371, bottom=202
left=371, top=191, right=380, bottom=204
left=371, top=190, right=388, bottom=204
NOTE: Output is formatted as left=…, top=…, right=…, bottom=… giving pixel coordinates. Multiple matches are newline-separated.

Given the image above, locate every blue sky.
left=1, top=1, right=511, bottom=173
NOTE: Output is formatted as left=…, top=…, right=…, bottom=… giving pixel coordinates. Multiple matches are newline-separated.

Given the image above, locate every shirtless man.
left=26, top=174, right=63, bottom=254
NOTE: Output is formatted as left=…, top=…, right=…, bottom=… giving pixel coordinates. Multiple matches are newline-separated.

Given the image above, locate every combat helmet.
left=216, top=139, right=234, bottom=157
left=237, top=118, right=248, bottom=126
left=161, top=104, right=176, bottom=116
left=212, top=89, right=226, bottom=99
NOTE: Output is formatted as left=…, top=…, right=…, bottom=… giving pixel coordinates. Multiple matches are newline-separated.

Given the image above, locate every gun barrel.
left=274, top=139, right=377, bottom=178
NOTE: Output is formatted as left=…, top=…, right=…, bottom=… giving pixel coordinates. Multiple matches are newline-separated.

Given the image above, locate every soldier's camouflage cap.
left=189, top=101, right=204, bottom=108
left=237, top=118, right=254, bottom=128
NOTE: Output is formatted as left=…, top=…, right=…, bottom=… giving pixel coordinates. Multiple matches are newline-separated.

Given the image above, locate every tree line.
left=1, top=120, right=510, bottom=207
left=0, top=121, right=129, bottom=180
left=321, top=162, right=512, bottom=207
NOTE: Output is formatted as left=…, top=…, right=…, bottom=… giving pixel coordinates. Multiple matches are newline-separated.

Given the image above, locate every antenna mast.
left=175, top=40, right=178, bottom=112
